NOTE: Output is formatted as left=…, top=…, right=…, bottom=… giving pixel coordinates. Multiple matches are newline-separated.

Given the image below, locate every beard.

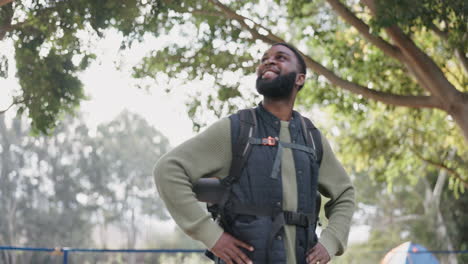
left=256, top=72, right=297, bottom=99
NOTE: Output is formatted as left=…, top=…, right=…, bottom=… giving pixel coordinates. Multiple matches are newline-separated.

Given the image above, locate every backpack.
left=201, top=108, right=324, bottom=262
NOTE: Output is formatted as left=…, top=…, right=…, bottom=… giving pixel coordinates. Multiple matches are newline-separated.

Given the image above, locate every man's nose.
left=265, top=57, right=276, bottom=65
left=262, top=57, right=276, bottom=67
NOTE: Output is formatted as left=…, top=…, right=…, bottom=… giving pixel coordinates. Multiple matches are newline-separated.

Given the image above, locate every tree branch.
left=361, top=0, right=377, bottom=13
left=444, top=66, right=465, bottom=88
left=429, top=23, right=448, bottom=40
left=0, top=0, right=13, bottom=8
left=302, top=54, right=441, bottom=108
left=207, top=0, right=284, bottom=44
left=420, top=168, right=433, bottom=211
left=1, top=1, right=73, bottom=41
left=0, top=98, right=23, bottom=114
left=0, top=0, right=13, bottom=41
left=326, top=0, right=403, bottom=61
left=455, top=45, right=468, bottom=77
left=359, top=1, right=445, bottom=101
left=411, top=148, right=468, bottom=189
left=431, top=153, right=455, bottom=210
left=0, top=21, right=27, bottom=40
left=207, top=0, right=441, bottom=109
left=431, top=150, right=455, bottom=210
left=0, top=101, right=16, bottom=114
left=430, top=24, right=468, bottom=77
left=0, top=1, right=61, bottom=40
left=191, top=9, right=224, bottom=17
left=361, top=0, right=460, bottom=105
left=342, top=0, right=440, bottom=105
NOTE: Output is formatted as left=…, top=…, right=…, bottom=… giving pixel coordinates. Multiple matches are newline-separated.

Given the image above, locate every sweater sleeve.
left=317, top=133, right=355, bottom=257
left=153, top=118, right=232, bottom=249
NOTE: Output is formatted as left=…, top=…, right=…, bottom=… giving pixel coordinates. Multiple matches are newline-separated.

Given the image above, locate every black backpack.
left=199, top=108, right=324, bottom=263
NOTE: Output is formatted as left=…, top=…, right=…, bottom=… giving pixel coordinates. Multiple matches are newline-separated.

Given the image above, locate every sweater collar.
left=256, top=102, right=301, bottom=129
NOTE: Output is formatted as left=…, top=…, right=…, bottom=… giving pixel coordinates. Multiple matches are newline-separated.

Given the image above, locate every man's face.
left=255, top=45, right=303, bottom=99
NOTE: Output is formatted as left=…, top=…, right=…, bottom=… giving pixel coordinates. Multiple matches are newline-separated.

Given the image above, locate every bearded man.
left=154, top=43, right=355, bottom=264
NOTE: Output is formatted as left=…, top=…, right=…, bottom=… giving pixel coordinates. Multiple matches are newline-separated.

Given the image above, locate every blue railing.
left=1, top=246, right=467, bottom=263
left=0, top=246, right=205, bottom=264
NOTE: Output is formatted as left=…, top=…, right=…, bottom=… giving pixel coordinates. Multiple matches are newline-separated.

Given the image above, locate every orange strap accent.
left=262, top=136, right=276, bottom=146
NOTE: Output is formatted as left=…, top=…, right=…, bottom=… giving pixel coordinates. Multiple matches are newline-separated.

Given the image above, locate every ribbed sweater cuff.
left=192, top=220, right=224, bottom=249
left=318, top=231, right=340, bottom=258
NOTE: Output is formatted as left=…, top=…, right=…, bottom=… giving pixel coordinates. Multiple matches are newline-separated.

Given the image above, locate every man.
left=154, top=43, right=355, bottom=264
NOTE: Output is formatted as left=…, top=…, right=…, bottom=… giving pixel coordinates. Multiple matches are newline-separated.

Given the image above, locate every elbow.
left=153, top=155, right=169, bottom=188
left=341, top=185, right=356, bottom=212
left=324, top=185, right=356, bottom=215
left=346, top=185, right=356, bottom=207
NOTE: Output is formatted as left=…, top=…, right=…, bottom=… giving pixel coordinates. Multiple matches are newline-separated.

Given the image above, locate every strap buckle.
left=262, top=136, right=277, bottom=146
left=284, top=211, right=310, bottom=227
left=207, top=204, right=220, bottom=219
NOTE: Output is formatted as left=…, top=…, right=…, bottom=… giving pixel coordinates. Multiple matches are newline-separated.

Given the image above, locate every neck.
left=262, top=95, right=296, bottom=121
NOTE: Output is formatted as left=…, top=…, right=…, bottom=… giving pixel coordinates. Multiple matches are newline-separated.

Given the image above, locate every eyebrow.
left=261, top=51, right=292, bottom=59
left=276, top=51, right=291, bottom=57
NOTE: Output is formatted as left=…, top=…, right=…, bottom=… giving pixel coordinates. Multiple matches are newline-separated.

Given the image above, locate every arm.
left=153, top=118, right=232, bottom=249
left=317, top=134, right=355, bottom=257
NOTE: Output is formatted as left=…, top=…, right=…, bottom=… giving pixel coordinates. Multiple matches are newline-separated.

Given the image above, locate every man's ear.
left=295, top=73, right=305, bottom=87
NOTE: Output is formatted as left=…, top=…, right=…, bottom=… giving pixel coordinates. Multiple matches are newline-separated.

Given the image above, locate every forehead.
left=262, top=45, right=296, bottom=58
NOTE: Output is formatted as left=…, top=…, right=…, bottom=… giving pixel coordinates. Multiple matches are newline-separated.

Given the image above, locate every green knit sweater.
left=154, top=117, right=355, bottom=262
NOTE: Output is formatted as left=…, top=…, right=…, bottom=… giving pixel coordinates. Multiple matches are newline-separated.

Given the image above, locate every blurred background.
left=0, top=0, right=466, bottom=263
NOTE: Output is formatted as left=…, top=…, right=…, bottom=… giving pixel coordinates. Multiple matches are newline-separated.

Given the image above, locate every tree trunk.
left=0, top=0, right=13, bottom=8
left=128, top=207, right=137, bottom=264
left=422, top=150, right=458, bottom=264
left=0, top=116, right=14, bottom=264
left=7, top=199, right=17, bottom=264
left=435, top=209, right=458, bottom=264
left=99, top=221, right=108, bottom=248
left=449, top=94, right=468, bottom=142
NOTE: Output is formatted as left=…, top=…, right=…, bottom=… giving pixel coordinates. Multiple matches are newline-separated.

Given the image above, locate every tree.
left=330, top=166, right=467, bottom=264
left=1, top=1, right=466, bottom=262
left=2, top=0, right=466, bottom=143
left=4, top=0, right=465, bottom=140
left=0, top=114, right=100, bottom=264
left=131, top=0, right=467, bottom=138
left=91, top=110, right=170, bottom=263
left=2, top=0, right=465, bottom=244
left=131, top=0, right=467, bottom=188
left=0, top=0, right=167, bottom=134
left=319, top=101, right=466, bottom=263
left=0, top=111, right=170, bottom=263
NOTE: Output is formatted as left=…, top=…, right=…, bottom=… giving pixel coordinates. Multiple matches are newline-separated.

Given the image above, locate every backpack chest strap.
left=249, top=137, right=317, bottom=179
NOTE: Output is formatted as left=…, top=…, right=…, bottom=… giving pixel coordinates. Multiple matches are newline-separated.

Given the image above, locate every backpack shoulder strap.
left=299, top=114, right=323, bottom=166
left=222, top=108, right=257, bottom=186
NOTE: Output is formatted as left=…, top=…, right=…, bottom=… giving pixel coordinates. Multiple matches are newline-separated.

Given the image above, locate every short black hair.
left=272, top=42, right=307, bottom=76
